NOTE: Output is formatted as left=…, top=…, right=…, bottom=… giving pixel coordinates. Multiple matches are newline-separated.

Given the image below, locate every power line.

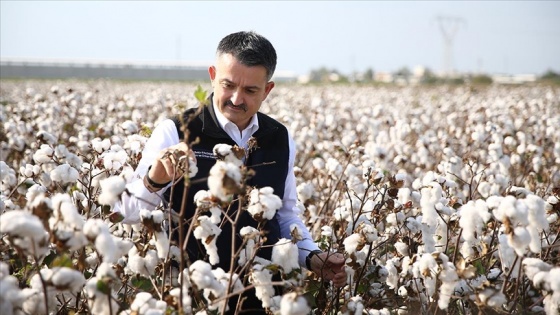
left=436, top=15, right=466, bottom=77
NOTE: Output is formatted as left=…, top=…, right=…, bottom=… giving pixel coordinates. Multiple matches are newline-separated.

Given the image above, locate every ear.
left=208, top=65, right=216, bottom=82
left=263, top=81, right=275, bottom=100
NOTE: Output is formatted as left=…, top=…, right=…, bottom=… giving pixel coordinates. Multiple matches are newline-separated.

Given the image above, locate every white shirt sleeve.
left=276, top=130, right=320, bottom=267
left=114, top=119, right=179, bottom=224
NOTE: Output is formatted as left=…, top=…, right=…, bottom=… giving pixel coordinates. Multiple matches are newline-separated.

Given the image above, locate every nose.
left=230, top=90, right=244, bottom=106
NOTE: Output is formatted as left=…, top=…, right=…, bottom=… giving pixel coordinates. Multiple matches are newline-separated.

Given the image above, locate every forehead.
left=214, top=53, right=268, bottom=84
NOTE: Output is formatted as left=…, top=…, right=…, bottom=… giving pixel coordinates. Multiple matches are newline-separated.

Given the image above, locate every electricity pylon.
left=436, top=16, right=466, bottom=77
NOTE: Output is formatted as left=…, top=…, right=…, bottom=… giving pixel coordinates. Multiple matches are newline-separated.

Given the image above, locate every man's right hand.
left=148, top=142, right=195, bottom=185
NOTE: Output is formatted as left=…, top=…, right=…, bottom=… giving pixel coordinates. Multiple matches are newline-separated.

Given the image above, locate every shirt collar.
left=212, top=101, right=259, bottom=133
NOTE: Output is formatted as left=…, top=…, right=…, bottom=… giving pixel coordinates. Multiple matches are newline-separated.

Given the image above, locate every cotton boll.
left=394, top=241, right=409, bottom=257
left=280, top=292, right=310, bottom=315
left=326, top=158, right=343, bottom=178
left=405, top=217, right=421, bottom=234
left=207, top=161, right=242, bottom=202
left=51, top=193, right=84, bottom=229
left=250, top=263, right=275, bottom=308
left=49, top=267, right=87, bottom=292
left=154, top=231, right=169, bottom=260
left=459, top=200, right=491, bottom=245
left=130, top=292, right=154, bottom=313
left=239, top=226, right=260, bottom=265
left=189, top=260, right=216, bottom=289
left=271, top=238, right=299, bottom=274
left=33, top=144, right=54, bottom=164
left=247, top=187, right=282, bottom=221
left=525, top=194, right=549, bottom=231
left=0, top=210, right=48, bottom=252
left=296, top=182, right=315, bottom=203
left=385, top=259, right=399, bottom=289
left=36, top=130, right=57, bottom=145
left=347, top=295, right=364, bottom=315
left=151, top=210, right=164, bottom=224
left=312, top=158, right=325, bottom=170
left=26, top=184, right=48, bottom=202
left=193, top=216, right=221, bottom=265
left=333, top=206, right=350, bottom=222
left=478, top=288, right=506, bottom=308
left=50, top=163, right=79, bottom=184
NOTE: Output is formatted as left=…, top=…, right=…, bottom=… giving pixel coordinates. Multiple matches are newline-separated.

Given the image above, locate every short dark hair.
left=216, top=31, right=277, bottom=81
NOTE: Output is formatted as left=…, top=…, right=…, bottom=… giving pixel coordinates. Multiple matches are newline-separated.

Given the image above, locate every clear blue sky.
left=1, top=1, right=559, bottom=76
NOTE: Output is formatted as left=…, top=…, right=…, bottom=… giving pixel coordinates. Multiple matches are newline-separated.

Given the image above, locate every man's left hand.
left=310, top=251, right=347, bottom=287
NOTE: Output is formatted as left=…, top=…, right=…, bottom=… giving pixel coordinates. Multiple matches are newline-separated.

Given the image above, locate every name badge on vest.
left=193, top=150, right=216, bottom=160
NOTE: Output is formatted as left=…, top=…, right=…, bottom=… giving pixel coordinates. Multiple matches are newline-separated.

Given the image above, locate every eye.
left=221, top=82, right=234, bottom=89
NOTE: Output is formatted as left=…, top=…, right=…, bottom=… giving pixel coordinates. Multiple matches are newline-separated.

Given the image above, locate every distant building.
left=374, top=72, right=393, bottom=83
left=491, top=74, right=537, bottom=85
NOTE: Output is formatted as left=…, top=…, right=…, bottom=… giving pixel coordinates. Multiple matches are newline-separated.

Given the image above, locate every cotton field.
left=0, top=79, right=559, bottom=315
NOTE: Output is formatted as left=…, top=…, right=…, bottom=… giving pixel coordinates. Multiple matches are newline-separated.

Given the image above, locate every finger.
left=189, top=149, right=197, bottom=164
left=161, top=157, right=182, bottom=180
left=334, top=277, right=346, bottom=288
left=334, top=272, right=347, bottom=287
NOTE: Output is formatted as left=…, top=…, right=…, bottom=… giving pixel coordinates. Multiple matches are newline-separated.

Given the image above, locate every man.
left=117, top=31, right=346, bottom=313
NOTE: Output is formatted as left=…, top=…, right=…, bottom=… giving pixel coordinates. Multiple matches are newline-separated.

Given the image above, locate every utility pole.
left=436, top=16, right=465, bottom=78
left=176, top=35, right=182, bottom=62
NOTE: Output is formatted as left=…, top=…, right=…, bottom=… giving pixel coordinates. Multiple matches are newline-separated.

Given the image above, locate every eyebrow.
left=220, top=79, right=261, bottom=91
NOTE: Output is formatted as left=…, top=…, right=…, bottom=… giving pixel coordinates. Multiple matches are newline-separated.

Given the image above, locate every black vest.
left=164, top=101, right=289, bottom=273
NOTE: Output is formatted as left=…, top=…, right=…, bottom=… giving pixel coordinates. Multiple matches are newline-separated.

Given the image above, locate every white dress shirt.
left=116, top=103, right=320, bottom=267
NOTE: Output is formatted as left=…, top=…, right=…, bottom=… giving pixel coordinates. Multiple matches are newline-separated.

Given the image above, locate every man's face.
left=209, top=53, right=275, bottom=131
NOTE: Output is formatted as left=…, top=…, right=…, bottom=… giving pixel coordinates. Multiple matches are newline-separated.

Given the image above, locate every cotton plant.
left=523, top=258, right=560, bottom=315
left=49, top=193, right=89, bottom=251
left=194, top=190, right=223, bottom=224
left=125, top=292, right=168, bottom=315
left=1, top=81, right=560, bottom=314
left=238, top=226, right=261, bottom=266
left=140, top=209, right=170, bottom=260
left=249, top=262, right=277, bottom=309
left=0, top=208, right=50, bottom=259
left=97, top=175, right=127, bottom=207
left=83, top=218, right=120, bottom=264
left=187, top=260, right=242, bottom=313
left=488, top=191, right=550, bottom=257
left=458, top=199, right=492, bottom=259
left=84, top=262, right=120, bottom=315
left=0, top=261, right=25, bottom=315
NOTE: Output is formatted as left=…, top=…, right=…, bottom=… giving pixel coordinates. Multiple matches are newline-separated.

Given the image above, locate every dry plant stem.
left=348, top=179, right=374, bottom=233
left=543, top=229, right=560, bottom=260
left=107, top=288, right=114, bottom=315
left=212, top=281, right=286, bottom=306
left=144, top=268, right=163, bottom=299
left=468, top=248, right=498, bottom=264
left=452, top=228, right=463, bottom=265
left=501, top=255, right=519, bottom=295
left=32, top=249, right=50, bottom=314
left=353, top=242, right=375, bottom=297
left=508, top=261, right=524, bottom=314
left=7, top=177, right=30, bottom=198
left=225, top=193, right=247, bottom=315
left=177, top=175, right=190, bottom=313
left=75, top=291, right=81, bottom=312
left=317, top=155, right=353, bottom=219
left=484, top=221, right=500, bottom=270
